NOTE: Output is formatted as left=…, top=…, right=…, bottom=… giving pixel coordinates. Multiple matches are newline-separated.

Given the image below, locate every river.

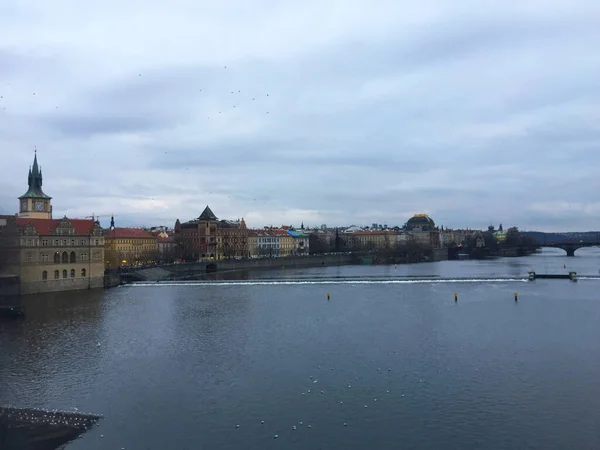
left=2, top=248, right=600, bottom=449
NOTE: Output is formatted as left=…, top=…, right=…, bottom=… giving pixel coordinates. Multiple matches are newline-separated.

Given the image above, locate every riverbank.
left=118, top=249, right=450, bottom=283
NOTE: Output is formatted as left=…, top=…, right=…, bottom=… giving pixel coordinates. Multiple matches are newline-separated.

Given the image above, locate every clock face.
left=34, top=201, right=44, bottom=212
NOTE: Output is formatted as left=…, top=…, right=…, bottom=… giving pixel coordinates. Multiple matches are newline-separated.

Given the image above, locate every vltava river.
left=2, top=248, right=600, bottom=449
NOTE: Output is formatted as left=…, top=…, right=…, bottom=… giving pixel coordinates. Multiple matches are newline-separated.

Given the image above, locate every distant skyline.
left=1, top=1, right=600, bottom=231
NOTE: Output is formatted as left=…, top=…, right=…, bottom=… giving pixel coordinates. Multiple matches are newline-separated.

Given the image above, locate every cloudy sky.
left=1, top=1, right=599, bottom=231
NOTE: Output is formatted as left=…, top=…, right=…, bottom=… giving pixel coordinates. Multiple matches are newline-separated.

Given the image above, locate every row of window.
left=29, top=251, right=89, bottom=263
left=26, top=239, right=102, bottom=246
left=42, top=268, right=87, bottom=280
left=112, top=239, right=155, bottom=244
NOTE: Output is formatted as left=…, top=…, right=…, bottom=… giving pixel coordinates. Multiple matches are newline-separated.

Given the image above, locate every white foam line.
left=127, top=278, right=530, bottom=287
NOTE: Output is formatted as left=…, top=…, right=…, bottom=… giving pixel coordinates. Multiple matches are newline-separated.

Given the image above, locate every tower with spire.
left=18, top=149, right=52, bottom=219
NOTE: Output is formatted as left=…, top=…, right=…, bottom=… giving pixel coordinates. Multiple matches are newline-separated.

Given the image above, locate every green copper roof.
left=19, top=152, right=51, bottom=199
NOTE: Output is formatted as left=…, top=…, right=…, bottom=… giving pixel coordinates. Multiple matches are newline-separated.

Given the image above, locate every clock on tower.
left=18, top=151, right=53, bottom=219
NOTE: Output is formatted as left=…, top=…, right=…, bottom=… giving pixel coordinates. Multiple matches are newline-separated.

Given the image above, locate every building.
left=343, top=229, right=400, bottom=250
left=405, top=214, right=436, bottom=232
left=217, top=218, right=249, bottom=258
left=287, top=229, right=309, bottom=255
left=157, top=235, right=176, bottom=262
left=257, top=229, right=279, bottom=256
left=267, top=228, right=294, bottom=256
left=0, top=153, right=105, bottom=294
left=104, top=217, right=158, bottom=268
left=175, top=206, right=220, bottom=260
left=247, top=229, right=259, bottom=257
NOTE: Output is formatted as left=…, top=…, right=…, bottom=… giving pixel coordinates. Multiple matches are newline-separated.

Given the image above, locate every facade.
left=104, top=218, right=158, bottom=268
left=0, top=153, right=105, bottom=295
left=287, top=229, right=309, bottom=255
left=176, top=206, right=220, bottom=260
left=343, top=230, right=400, bottom=250
left=217, top=218, right=249, bottom=258
left=0, top=215, right=105, bottom=295
left=269, top=228, right=294, bottom=256
left=157, top=235, right=176, bottom=261
left=247, top=229, right=259, bottom=257
left=257, top=230, right=280, bottom=256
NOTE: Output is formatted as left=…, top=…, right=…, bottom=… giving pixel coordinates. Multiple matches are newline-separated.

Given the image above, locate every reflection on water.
left=2, top=249, right=600, bottom=449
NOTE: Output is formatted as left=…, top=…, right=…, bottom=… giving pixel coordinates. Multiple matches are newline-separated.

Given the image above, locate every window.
left=95, top=239, right=99, bottom=246
left=70, top=251, right=76, bottom=263
left=81, top=240, right=85, bottom=246
left=27, top=254, right=32, bottom=262
left=63, top=240, right=67, bottom=246
left=61, top=251, right=68, bottom=263
left=28, top=239, right=32, bottom=246
left=41, top=254, right=48, bottom=262
left=54, top=270, right=59, bottom=279
left=62, top=270, right=67, bottom=279
left=80, top=253, right=87, bottom=260
left=70, top=269, right=75, bottom=278
left=42, top=271, right=48, bottom=280
left=81, top=268, right=87, bottom=277
left=71, top=240, right=75, bottom=246
left=54, top=252, right=60, bottom=263
left=42, top=239, right=47, bottom=246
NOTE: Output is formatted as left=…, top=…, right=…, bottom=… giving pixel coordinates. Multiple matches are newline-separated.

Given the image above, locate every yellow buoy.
left=514, top=292, right=518, bottom=301
left=454, top=292, right=458, bottom=302
left=327, top=292, right=330, bottom=300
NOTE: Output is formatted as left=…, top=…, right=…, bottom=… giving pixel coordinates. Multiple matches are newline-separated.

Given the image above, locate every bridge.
left=540, top=242, right=599, bottom=257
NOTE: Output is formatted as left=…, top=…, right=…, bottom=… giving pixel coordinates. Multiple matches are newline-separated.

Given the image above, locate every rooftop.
left=15, top=217, right=97, bottom=236
left=107, top=227, right=155, bottom=239
left=198, top=205, right=218, bottom=221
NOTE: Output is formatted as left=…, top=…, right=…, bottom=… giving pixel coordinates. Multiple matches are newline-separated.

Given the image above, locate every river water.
left=2, top=248, right=600, bottom=449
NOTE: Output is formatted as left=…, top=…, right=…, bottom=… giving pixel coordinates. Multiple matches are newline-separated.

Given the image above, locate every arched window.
left=62, top=269, right=67, bottom=279
left=42, top=271, right=48, bottom=280
left=62, top=252, right=68, bottom=263
left=81, top=268, right=87, bottom=277
left=54, top=270, right=59, bottom=279
left=70, top=251, right=76, bottom=263
left=70, top=269, right=75, bottom=278
left=54, top=252, right=60, bottom=263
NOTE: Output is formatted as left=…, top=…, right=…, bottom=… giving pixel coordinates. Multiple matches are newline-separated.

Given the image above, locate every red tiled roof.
left=106, top=227, right=155, bottom=239
left=15, top=218, right=97, bottom=236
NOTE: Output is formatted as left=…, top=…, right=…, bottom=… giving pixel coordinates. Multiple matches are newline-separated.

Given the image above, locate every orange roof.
left=15, top=218, right=97, bottom=236
left=106, top=227, right=155, bottom=238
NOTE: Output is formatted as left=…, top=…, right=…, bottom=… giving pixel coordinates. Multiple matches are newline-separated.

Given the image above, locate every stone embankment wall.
left=0, top=275, right=20, bottom=306
left=134, top=254, right=357, bottom=281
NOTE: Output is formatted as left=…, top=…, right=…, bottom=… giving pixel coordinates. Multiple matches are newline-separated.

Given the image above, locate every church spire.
left=19, top=150, right=51, bottom=200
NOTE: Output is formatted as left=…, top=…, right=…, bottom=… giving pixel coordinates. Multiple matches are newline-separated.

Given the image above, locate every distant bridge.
left=540, top=242, right=599, bottom=257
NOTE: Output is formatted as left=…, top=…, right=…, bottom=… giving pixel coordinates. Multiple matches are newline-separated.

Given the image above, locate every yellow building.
left=0, top=152, right=105, bottom=295
left=272, top=229, right=294, bottom=256
left=104, top=217, right=158, bottom=268
left=247, top=230, right=259, bottom=257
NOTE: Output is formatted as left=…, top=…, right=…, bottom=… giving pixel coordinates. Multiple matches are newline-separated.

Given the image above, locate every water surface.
left=2, top=248, right=600, bottom=449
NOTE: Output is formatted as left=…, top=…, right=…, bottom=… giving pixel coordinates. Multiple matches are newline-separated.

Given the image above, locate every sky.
left=1, top=1, right=600, bottom=232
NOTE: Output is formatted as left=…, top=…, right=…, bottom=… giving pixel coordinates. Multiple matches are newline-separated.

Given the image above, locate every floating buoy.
left=327, top=292, right=330, bottom=300
left=454, top=293, right=458, bottom=302
left=514, top=292, right=518, bottom=301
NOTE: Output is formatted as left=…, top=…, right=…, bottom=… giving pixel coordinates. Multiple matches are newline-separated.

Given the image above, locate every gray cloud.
left=1, top=0, right=600, bottom=231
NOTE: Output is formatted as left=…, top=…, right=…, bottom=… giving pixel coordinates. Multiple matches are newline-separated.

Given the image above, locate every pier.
left=528, top=271, right=577, bottom=281
left=0, top=406, right=101, bottom=450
